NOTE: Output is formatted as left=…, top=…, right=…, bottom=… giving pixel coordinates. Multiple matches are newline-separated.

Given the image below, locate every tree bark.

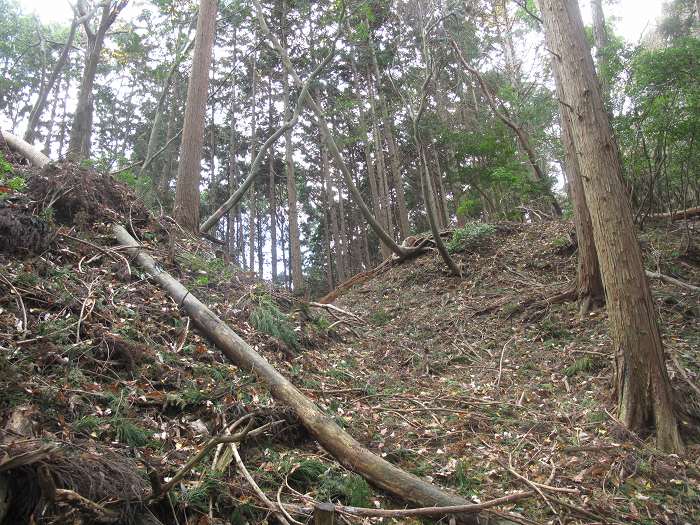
left=172, top=0, right=217, bottom=232
left=538, top=0, right=683, bottom=453
left=559, top=109, right=604, bottom=314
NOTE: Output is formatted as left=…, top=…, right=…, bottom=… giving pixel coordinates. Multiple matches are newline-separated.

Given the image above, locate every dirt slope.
left=0, top=150, right=699, bottom=524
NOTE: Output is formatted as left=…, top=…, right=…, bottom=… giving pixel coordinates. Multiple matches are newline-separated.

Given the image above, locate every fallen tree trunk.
left=1, top=130, right=51, bottom=168
left=647, top=206, right=700, bottom=221
left=112, top=224, right=484, bottom=524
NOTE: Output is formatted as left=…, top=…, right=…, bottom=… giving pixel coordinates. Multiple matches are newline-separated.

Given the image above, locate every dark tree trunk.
left=538, top=0, right=682, bottom=453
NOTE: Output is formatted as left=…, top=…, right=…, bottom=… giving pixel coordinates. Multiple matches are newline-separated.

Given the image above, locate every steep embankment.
left=0, top=137, right=699, bottom=524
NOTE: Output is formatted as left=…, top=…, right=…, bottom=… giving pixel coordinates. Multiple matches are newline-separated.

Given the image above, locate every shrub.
left=447, top=223, right=496, bottom=253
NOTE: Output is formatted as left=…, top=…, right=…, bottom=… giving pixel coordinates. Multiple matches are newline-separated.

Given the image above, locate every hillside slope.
left=0, top=150, right=698, bottom=524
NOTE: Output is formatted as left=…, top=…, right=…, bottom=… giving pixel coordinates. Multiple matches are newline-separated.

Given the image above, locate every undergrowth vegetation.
left=447, top=222, right=496, bottom=253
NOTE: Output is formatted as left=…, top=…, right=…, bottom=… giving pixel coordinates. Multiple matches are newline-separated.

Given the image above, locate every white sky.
left=19, top=0, right=665, bottom=43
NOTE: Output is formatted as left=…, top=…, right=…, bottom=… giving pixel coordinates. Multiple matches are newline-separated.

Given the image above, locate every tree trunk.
left=67, top=1, right=125, bottom=161
left=591, top=0, right=610, bottom=105
left=538, top=0, right=683, bottom=453
left=25, top=18, right=79, bottom=144
left=43, top=71, right=61, bottom=156
left=268, top=74, right=277, bottom=281
left=249, top=52, right=258, bottom=272
left=560, top=109, right=604, bottom=314
left=367, top=36, right=410, bottom=239
left=57, top=73, right=71, bottom=158
left=172, top=0, right=217, bottom=232
left=282, top=7, right=303, bottom=293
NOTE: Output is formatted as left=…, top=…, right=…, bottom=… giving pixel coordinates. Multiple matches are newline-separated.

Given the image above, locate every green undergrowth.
left=447, top=222, right=496, bottom=253
left=249, top=292, right=299, bottom=350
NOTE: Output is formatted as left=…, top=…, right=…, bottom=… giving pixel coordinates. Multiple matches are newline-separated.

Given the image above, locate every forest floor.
left=0, top=152, right=699, bottom=525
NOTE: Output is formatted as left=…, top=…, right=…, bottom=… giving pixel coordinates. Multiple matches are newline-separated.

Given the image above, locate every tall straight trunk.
left=172, top=0, right=217, bottom=232
left=322, top=211, right=334, bottom=290
left=338, top=171, right=349, bottom=278
left=538, top=0, right=682, bottom=453
left=159, top=87, right=179, bottom=200
left=367, top=35, right=410, bottom=239
left=43, top=71, right=61, bottom=155
left=350, top=58, right=391, bottom=259
left=58, top=73, right=72, bottom=158
left=560, top=111, right=604, bottom=314
left=268, top=74, right=277, bottom=281
left=256, top=211, right=264, bottom=277
left=249, top=51, right=258, bottom=272
left=67, top=1, right=126, bottom=161
left=282, top=19, right=303, bottom=292
left=227, top=92, right=239, bottom=265
left=368, top=73, right=393, bottom=237
left=430, top=144, right=450, bottom=228
left=25, top=18, right=79, bottom=143
left=141, top=35, right=195, bottom=178
left=591, top=0, right=610, bottom=105
left=319, top=124, right=344, bottom=282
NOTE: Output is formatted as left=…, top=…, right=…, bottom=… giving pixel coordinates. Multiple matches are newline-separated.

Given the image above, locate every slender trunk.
left=418, top=140, right=461, bottom=276
left=57, top=71, right=71, bottom=158
left=538, top=0, right=682, bottom=453
left=43, top=70, right=61, bottom=155
left=430, top=144, right=450, bottom=228
left=591, top=0, right=610, bottom=105
left=256, top=210, right=264, bottom=277
left=67, top=2, right=124, bottom=161
left=367, top=35, right=410, bottom=238
left=25, top=19, right=79, bottom=143
left=141, top=36, right=195, bottom=178
left=319, top=116, right=344, bottom=282
left=268, top=73, right=277, bottom=281
left=249, top=51, right=258, bottom=272
left=159, top=91, right=178, bottom=200
left=282, top=2, right=303, bottom=292
left=172, top=0, right=217, bottom=231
